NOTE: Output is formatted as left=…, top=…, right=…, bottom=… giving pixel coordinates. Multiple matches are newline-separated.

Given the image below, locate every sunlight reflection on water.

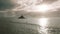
left=38, top=18, right=48, bottom=34
left=38, top=18, right=48, bottom=27
left=37, top=17, right=60, bottom=34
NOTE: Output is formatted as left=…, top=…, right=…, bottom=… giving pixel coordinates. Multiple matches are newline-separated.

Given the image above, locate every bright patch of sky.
left=11, top=0, right=60, bottom=12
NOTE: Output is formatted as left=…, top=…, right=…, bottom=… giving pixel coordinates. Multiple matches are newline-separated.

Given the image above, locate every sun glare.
left=37, top=4, right=49, bottom=12
left=14, top=0, right=51, bottom=13
left=33, top=4, right=50, bottom=13
left=38, top=18, right=48, bottom=27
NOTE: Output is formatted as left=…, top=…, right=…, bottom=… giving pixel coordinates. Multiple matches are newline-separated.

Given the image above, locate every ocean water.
left=0, top=17, right=60, bottom=34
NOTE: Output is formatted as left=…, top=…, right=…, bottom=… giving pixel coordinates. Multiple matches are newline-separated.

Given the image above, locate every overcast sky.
left=0, top=0, right=60, bottom=11
left=0, top=0, right=60, bottom=18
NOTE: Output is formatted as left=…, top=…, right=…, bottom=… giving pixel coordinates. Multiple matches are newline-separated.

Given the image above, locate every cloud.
left=43, top=0, right=58, bottom=4
left=0, top=0, right=60, bottom=12
left=0, top=0, right=15, bottom=11
left=47, top=0, right=60, bottom=12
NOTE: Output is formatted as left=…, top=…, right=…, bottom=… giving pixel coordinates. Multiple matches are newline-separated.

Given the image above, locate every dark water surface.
left=0, top=17, right=60, bottom=34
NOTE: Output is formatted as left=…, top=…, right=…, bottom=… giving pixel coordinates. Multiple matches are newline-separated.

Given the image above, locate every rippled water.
left=0, top=17, right=60, bottom=34
left=8, top=17, right=60, bottom=34
left=37, top=17, right=60, bottom=34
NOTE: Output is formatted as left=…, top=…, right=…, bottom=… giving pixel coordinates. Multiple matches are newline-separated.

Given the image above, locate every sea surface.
left=0, top=17, right=60, bottom=34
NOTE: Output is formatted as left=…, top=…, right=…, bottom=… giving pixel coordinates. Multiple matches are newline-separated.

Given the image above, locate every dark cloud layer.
left=0, top=0, right=15, bottom=10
